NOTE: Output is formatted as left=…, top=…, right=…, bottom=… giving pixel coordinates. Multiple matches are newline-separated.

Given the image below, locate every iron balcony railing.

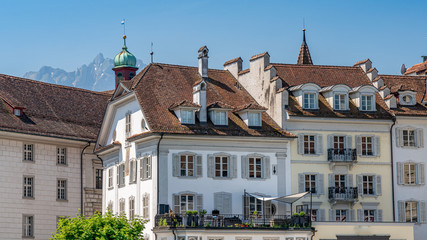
left=327, top=148, right=357, bottom=162
left=328, top=187, right=358, bottom=201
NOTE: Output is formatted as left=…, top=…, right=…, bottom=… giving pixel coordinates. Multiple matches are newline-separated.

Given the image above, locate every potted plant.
left=192, top=210, right=199, bottom=227
left=199, top=209, right=207, bottom=226
left=186, top=210, right=194, bottom=226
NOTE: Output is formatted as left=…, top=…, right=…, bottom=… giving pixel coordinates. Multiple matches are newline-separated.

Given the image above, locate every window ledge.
left=301, top=153, right=320, bottom=156
left=108, top=186, right=114, bottom=190
left=118, top=184, right=125, bottom=188
left=22, top=236, right=34, bottom=239
left=22, top=160, right=35, bottom=163
left=56, top=199, right=68, bottom=202
left=56, top=163, right=68, bottom=167
left=246, top=177, right=268, bottom=181
left=140, top=177, right=152, bottom=181
left=23, top=196, right=35, bottom=200
left=210, top=177, right=233, bottom=180
left=175, top=176, right=199, bottom=179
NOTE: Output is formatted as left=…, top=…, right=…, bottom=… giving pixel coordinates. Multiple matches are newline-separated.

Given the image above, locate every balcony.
left=154, top=213, right=313, bottom=230
left=327, top=148, right=357, bottom=162
left=328, top=187, right=358, bottom=202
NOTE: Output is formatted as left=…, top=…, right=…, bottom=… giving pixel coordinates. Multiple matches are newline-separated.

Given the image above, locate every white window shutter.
left=318, top=174, right=324, bottom=195
left=357, top=209, right=363, bottom=222
left=196, top=155, right=203, bottom=177
left=319, top=209, right=325, bottom=221
left=316, top=135, right=323, bottom=154
left=329, top=209, right=335, bottom=221
left=298, top=134, right=304, bottom=154
left=376, top=209, right=383, bottom=222
left=241, top=156, right=249, bottom=179
left=223, top=192, right=232, bottom=214
left=116, top=166, right=119, bottom=185
left=172, top=154, right=179, bottom=177
left=196, top=194, right=203, bottom=211
left=328, top=174, right=334, bottom=190
left=142, top=158, right=147, bottom=179
left=349, top=209, right=355, bottom=221
left=345, top=136, right=352, bottom=149
left=263, top=156, right=270, bottom=179
left=347, top=174, right=353, bottom=187
left=396, top=128, right=403, bottom=147
left=298, top=173, right=305, bottom=193
left=146, top=194, right=150, bottom=219
left=418, top=163, right=425, bottom=185
left=416, top=128, right=424, bottom=148
left=214, top=192, right=223, bottom=213
left=356, top=136, right=362, bottom=156
left=397, top=162, right=404, bottom=185
left=420, top=201, right=426, bottom=223
left=327, top=135, right=334, bottom=149
left=376, top=175, right=382, bottom=196
left=357, top=175, right=363, bottom=195
left=231, top=155, right=238, bottom=178
left=148, top=157, right=152, bottom=179
left=374, top=136, right=381, bottom=156
left=398, top=201, right=405, bottom=222
left=243, top=195, right=249, bottom=218
left=173, top=194, right=180, bottom=214
left=133, top=161, right=137, bottom=181
left=207, top=155, right=214, bottom=178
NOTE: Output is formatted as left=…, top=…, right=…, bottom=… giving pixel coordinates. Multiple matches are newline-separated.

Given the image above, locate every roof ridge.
left=271, top=63, right=358, bottom=69
left=380, top=74, right=426, bottom=79
left=148, top=62, right=227, bottom=72
left=0, top=73, right=113, bottom=96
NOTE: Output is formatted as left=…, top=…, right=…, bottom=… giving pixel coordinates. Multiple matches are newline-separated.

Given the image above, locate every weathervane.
left=121, top=19, right=126, bottom=36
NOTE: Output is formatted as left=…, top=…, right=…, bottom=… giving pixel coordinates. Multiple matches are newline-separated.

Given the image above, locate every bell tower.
left=112, top=35, right=138, bottom=88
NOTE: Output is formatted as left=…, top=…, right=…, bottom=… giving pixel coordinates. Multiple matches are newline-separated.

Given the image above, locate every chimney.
left=422, top=56, right=427, bottom=62
left=193, top=81, right=207, bottom=123
left=198, top=46, right=209, bottom=78
left=223, top=57, right=243, bottom=79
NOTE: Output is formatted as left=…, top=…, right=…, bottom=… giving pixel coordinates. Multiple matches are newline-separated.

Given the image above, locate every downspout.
left=157, top=133, right=164, bottom=214
left=81, top=142, right=91, bottom=214
left=390, top=116, right=396, bottom=221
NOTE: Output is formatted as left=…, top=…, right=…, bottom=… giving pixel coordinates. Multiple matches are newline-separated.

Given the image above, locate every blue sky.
left=1, top=0, right=426, bottom=77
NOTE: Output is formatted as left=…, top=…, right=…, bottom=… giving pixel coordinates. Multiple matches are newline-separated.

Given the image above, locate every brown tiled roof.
left=270, top=76, right=280, bottom=82
left=238, top=69, right=250, bottom=75
left=354, top=59, right=370, bottom=66
left=379, top=85, right=387, bottom=91
left=130, top=63, right=294, bottom=138
left=405, top=60, right=427, bottom=75
left=169, top=100, right=201, bottom=109
left=0, top=74, right=112, bottom=141
left=234, top=103, right=267, bottom=112
left=250, top=52, right=269, bottom=61
left=207, top=101, right=233, bottom=109
left=367, top=68, right=375, bottom=73
left=372, top=76, right=381, bottom=82
left=224, top=57, right=242, bottom=66
left=384, top=95, right=393, bottom=100
left=272, top=64, right=392, bottom=119
left=380, top=74, right=427, bottom=116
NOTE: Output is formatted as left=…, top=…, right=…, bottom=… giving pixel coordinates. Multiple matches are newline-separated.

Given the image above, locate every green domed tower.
left=112, top=35, right=138, bottom=88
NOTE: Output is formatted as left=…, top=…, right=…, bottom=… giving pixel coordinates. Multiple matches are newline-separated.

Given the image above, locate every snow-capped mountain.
left=23, top=53, right=145, bottom=92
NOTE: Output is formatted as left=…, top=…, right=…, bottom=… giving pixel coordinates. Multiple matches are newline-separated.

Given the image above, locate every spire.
left=297, top=29, right=313, bottom=65
left=122, top=35, right=127, bottom=50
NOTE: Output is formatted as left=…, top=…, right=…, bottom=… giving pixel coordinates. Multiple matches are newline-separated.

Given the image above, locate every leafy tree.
left=52, top=211, right=146, bottom=240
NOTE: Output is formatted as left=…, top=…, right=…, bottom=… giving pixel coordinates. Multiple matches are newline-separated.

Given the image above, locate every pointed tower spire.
left=297, top=29, right=313, bottom=65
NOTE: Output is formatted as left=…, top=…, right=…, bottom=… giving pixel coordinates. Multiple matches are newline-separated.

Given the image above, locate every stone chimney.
left=198, top=46, right=209, bottom=78
left=422, top=56, right=427, bottom=62
left=193, top=81, right=207, bottom=123
left=223, top=57, right=243, bottom=79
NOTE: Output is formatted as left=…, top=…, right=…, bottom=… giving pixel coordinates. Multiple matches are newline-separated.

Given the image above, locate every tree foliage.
left=52, top=211, right=146, bottom=240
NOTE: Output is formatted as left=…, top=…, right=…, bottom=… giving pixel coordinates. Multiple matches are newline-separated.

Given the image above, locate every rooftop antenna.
left=150, top=42, right=154, bottom=63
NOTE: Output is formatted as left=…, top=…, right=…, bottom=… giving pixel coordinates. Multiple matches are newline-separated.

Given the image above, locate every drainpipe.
left=81, top=142, right=91, bottom=214
left=157, top=133, right=164, bottom=214
left=390, top=116, right=396, bottom=221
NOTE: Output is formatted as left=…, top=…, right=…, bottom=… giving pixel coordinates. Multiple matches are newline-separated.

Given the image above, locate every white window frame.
left=119, top=198, right=125, bottom=215
left=23, top=176, right=34, bottom=198
left=364, top=209, right=375, bottom=222
left=125, top=111, right=132, bottom=137
left=140, top=156, right=152, bottom=180
left=142, top=193, right=150, bottom=219
left=23, top=144, right=34, bottom=162
left=404, top=163, right=417, bottom=185
left=405, top=201, right=418, bottom=223
left=129, top=159, right=137, bottom=184
left=249, top=157, right=263, bottom=179
left=57, top=179, right=67, bottom=200
left=334, top=93, right=347, bottom=110
left=215, top=155, right=229, bottom=178
left=360, top=94, right=374, bottom=111
left=180, top=155, right=195, bottom=177
left=180, top=194, right=195, bottom=214
left=403, top=129, right=416, bottom=147
left=303, top=92, right=317, bottom=109
left=129, top=197, right=135, bottom=220
left=304, top=135, right=316, bottom=154
left=336, top=209, right=347, bottom=222
left=361, top=136, right=373, bottom=156
left=214, top=110, right=227, bottom=126
left=95, top=168, right=103, bottom=190
left=23, top=215, right=34, bottom=237
left=57, top=147, right=67, bottom=165
left=362, top=175, right=374, bottom=195
left=117, top=164, right=125, bottom=187
left=248, top=112, right=261, bottom=127
left=305, top=174, right=317, bottom=194
left=181, top=109, right=194, bottom=124
left=108, top=168, right=113, bottom=189
left=310, top=209, right=318, bottom=222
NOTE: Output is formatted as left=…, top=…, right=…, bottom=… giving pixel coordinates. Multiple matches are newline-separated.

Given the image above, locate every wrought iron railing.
left=327, top=149, right=357, bottom=162
left=328, top=187, right=358, bottom=201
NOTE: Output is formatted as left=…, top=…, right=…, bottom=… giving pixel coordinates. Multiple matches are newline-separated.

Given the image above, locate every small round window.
left=402, top=95, right=412, bottom=104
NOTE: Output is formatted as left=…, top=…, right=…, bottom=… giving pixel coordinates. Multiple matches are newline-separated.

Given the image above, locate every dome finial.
left=122, top=35, right=127, bottom=49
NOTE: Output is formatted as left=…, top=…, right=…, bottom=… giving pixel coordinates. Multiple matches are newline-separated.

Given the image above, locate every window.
left=404, top=163, right=416, bottom=185
left=334, top=175, right=346, bottom=192
left=57, top=147, right=66, bottom=165
left=140, top=156, right=152, bottom=180
left=403, top=130, right=415, bottom=147
left=305, top=174, right=316, bottom=193
left=402, top=95, right=412, bottom=104
left=24, top=144, right=34, bottom=161
left=334, top=136, right=345, bottom=150
left=362, top=175, right=374, bottom=195
left=405, top=201, right=418, bottom=222
left=96, top=169, right=103, bottom=189
left=180, top=155, right=194, bottom=177
left=303, top=93, right=316, bottom=109
left=361, top=95, right=374, bottom=111
left=311, top=209, right=318, bottom=221
left=245, top=196, right=263, bottom=216
left=142, top=194, right=150, bottom=219
left=214, top=192, right=232, bottom=214
left=119, top=198, right=125, bottom=215
left=14, top=108, right=21, bottom=116
left=336, top=209, right=347, bottom=221
left=215, top=156, right=229, bottom=177
left=304, top=135, right=315, bottom=154
left=214, top=111, right=227, bottom=125
left=107, top=201, right=113, bottom=212
left=23, top=215, right=34, bottom=237
left=108, top=168, right=113, bottom=188
left=181, top=110, right=194, bottom=124
left=173, top=193, right=203, bottom=214
left=249, top=157, right=262, bottom=179
left=361, top=136, right=373, bottom=156
left=57, top=179, right=67, bottom=200
left=117, top=164, right=125, bottom=187
left=180, top=194, right=194, bottom=213
left=334, top=94, right=346, bottom=110
left=364, top=209, right=375, bottom=222
left=129, top=197, right=135, bottom=220
left=248, top=112, right=261, bottom=127
left=125, top=112, right=132, bottom=137
left=129, top=72, right=135, bottom=79
left=23, top=177, right=34, bottom=198
left=129, top=160, right=137, bottom=183
left=398, top=162, right=424, bottom=185
left=116, top=72, right=123, bottom=85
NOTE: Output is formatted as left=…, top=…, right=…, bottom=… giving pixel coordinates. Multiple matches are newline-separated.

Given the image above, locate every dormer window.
left=208, top=102, right=232, bottom=126
left=402, top=95, right=412, bottom=104
left=248, top=112, right=261, bottom=127
left=235, top=103, right=266, bottom=128
left=361, top=95, right=374, bottom=111
left=349, top=85, right=377, bottom=112
left=214, top=111, right=227, bottom=125
left=334, top=94, right=347, bottom=110
left=303, top=93, right=316, bottom=109
left=181, top=110, right=194, bottom=124
left=169, top=100, right=201, bottom=125
left=14, top=109, right=21, bottom=116
left=399, top=91, right=417, bottom=106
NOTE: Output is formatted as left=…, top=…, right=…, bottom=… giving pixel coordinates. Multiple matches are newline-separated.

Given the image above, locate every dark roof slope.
left=130, top=63, right=293, bottom=138
left=0, top=74, right=112, bottom=141
left=405, top=60, right=427, bottom=75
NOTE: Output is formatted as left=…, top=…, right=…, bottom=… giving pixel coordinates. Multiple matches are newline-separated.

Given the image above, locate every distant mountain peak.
left=23, top=53, right=145, bottom=91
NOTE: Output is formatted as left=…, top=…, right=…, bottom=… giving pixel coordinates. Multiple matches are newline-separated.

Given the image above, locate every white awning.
left=246, top=192, right=310, bottom=204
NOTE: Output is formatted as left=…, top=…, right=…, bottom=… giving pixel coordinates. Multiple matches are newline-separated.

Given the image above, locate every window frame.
left=22, top=215, right=34, bottom=238
left=57, top=179, right=67, bottom=201
left=142, top=193, right=150, bottom=219
left=248, top=157, right=263, bottom=179
left=214, top=110, right=227, bottom=126
left=405, top=201, right=418, bottom=223
left=363, top=209, right=375, bottom=222
left=129, top=197, right=135, bottom=220
left=304, top=135, right=316, bottom=155
left=360, top=94, right=374, bottom=111
left=181, top=109, right=194, bottom=124
left=23, top=143, right=34, bottom=162
left=140, top=156, right=152, bottom=180
left=334, top=93, right=347, bottom=110
left=404, top=163, right=417, bottom=185
left=361, top=136, right=374, bottom=156
left=303, top=92, right=317, bottom=109
left=125, top=111, right=132, bottom=138
left=362, top=175, right=374, bottom=195
left=304, top=174, right=317, bottom=194
left=23, top=176, right=34, bottom=199
left=215, top=155, right=230, bottom=178
left=118, top=164, right=125, bottom=187
left=403, top=129, right=416, bottom=147
left=119, top=198, right=125, bottom=215
left=179, top=194, right=195, bottom=214
left=56, top=147, right=67, bottom=165
left=335, top=209, right=347, bottom=222
left=180, top=154, right=195, bottom=177
left=248, top=112, right=262, bottom=127
left=95, top=168, right=103, bottom=190
left=108, top=168, right=114, bottom=189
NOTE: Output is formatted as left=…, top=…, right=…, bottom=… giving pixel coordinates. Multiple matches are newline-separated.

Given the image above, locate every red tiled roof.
left=405, top=60, right=427, bottom=75
left=207, top=101, right=233, bottom=109
left=224, top=57, right=242, bottom=66
left=354, top=59, right=370, bottom=66
left=367, top=68, right=375, bottom=73
left=169, top=100, right=201, bottom=109
left=234, top=103, right=267, bottom=112
left=0, top=74, right=112, bottom=141
left=131, top=63, right=294, bottom=138
left=238, top=69, right=250, bottom=75
left=250, top=52, right=269, bottom=61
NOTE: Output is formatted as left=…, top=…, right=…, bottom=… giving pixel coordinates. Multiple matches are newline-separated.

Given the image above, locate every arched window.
left=116, top=72, right=123, bottom=86
left=129, top=72, right=135, bottom=80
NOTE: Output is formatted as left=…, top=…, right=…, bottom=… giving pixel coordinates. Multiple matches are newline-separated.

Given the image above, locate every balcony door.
left=335, top=175, right=346, bottom=193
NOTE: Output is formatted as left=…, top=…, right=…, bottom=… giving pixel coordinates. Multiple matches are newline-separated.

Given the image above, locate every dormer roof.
left=207, top=101, right=233, bottom=110
left=234, top=103, right=267, bottom=113
left=169, top=100, right=201, bottom=110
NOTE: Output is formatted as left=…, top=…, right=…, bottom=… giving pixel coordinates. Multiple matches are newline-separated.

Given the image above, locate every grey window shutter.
left=173, top=194, right=180, bottom=214
left=172, top=154, right=179, bottom=177
left=357, top=175, right=363, bottom=195
left=420, top=201, right=426, bottom=223
left=347, top=174, right=353, bottom=187
left=356, top=136, right=362, bottom=156
left=397, top=162, right=403, bottom=185
left=319, top=209, right=325, bottom=221
left=357, top=209, right=363, bottom=222
left=416, top=128, right=424, bottom=148
left=243, top=195, right=249, bottom=218
left=148, top=157, right=152, bottom=179
left=231, top=155, right=238, bottom=178
left=398, top=201, right=405, bottom=222
left=316, top=134, right=323, bottom=154
left=298, top=134, right=304, bottom=154
left=298, top=173, right=305, bottom=193
left=375, top=175, right=382, bottom=196
left=263, top=156, right=270, bottom=179
left=396, top=128, right=403, bottom=147
left=345, top=136, right=352, bottom=149
left=146, top=194, right=150, bottom=219
left=419, top=163, right=425, bottom=185
left=196, top=155, right=203, bottom=177
left=214, top=192, right=223, bottom=212
left=223, top=192, right=232, bottom=214
left=196, top=194, right=203, bottom=211
left=318, top=174, right=324, bottom=195
left=377, top=209, right=383, bottom=222
left=116, top=166, right=119, bottom=185
left=328, top=174, right=334, bottom=189
left=327, top=135, right=334, bottom=149
left=329, top=209, right=335, bottom=221
left=349, top=209, right=355, bottom=221
left=143, top=158, right=147, bottom=179
left=265, top=201, right=272, bottom=218
left=241, top=156, right=249, bottom=179
left=374, top=136, right=381, bottom=156
left=208, top=155, right=214, bottom=178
